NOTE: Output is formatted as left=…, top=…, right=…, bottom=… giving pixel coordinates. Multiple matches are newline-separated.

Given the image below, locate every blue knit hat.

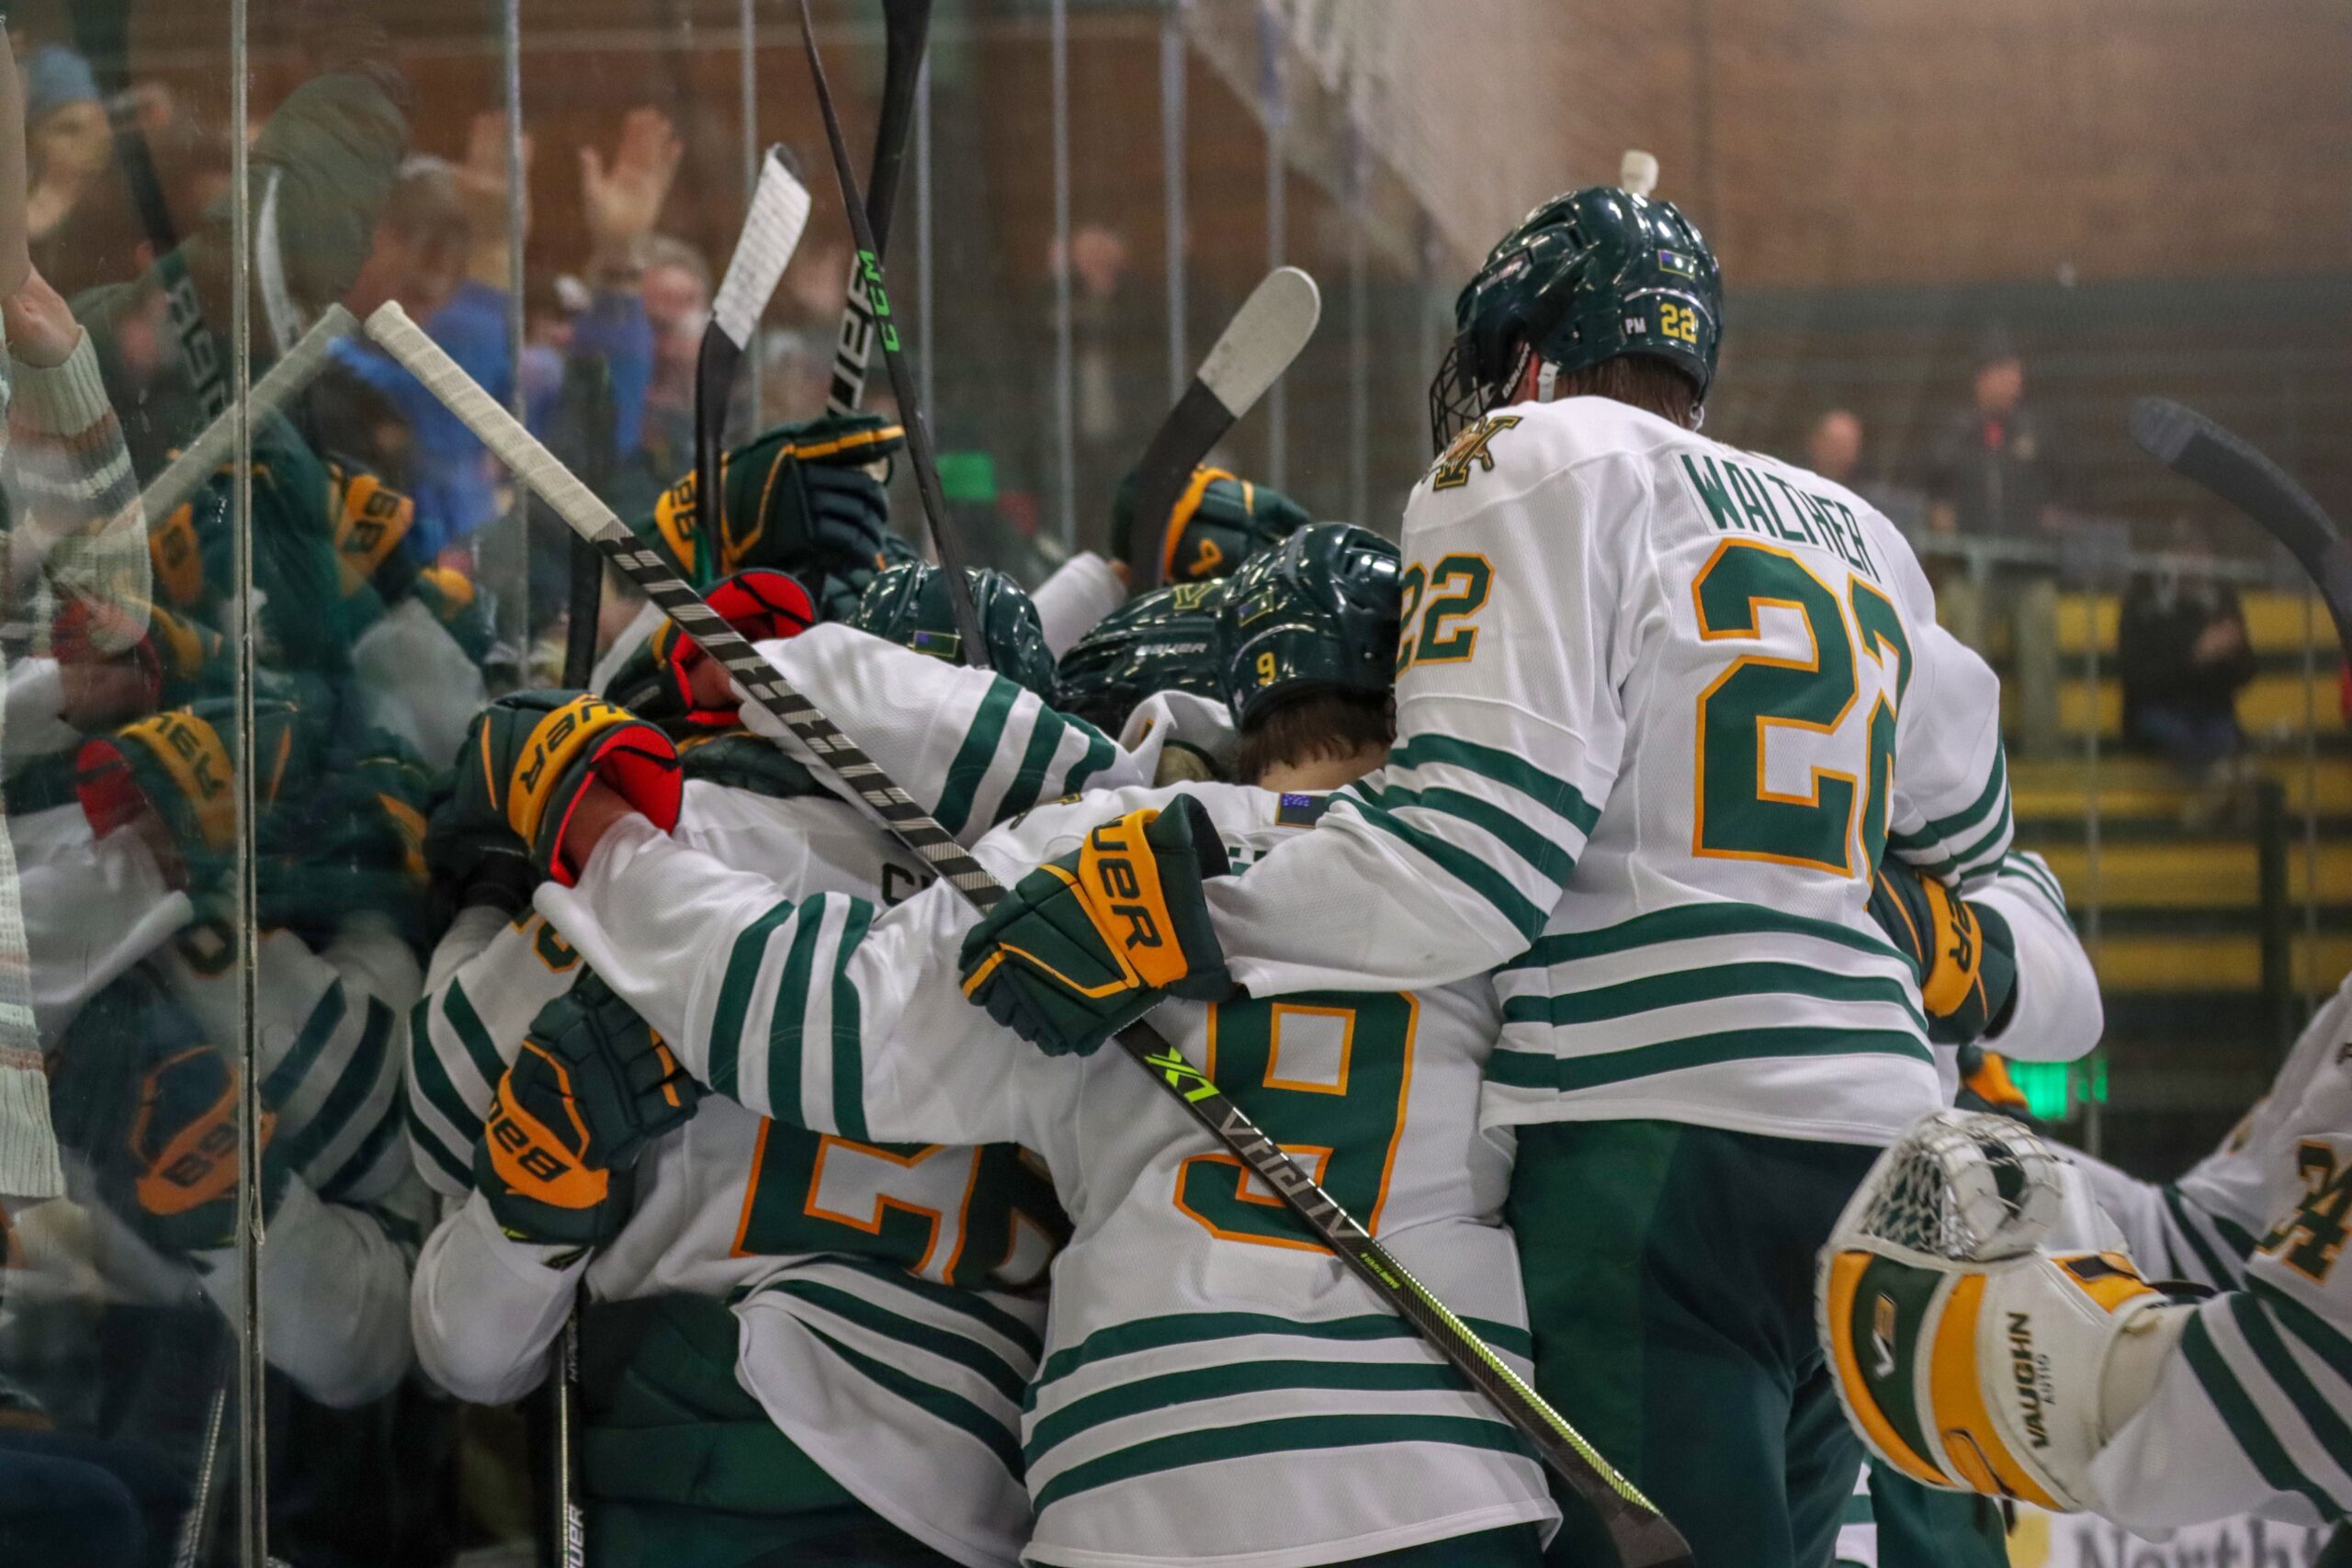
left=24, top=46, right=100, bottom=127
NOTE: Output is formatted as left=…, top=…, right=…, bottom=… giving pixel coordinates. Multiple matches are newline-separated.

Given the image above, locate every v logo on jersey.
left=1871, top=1293, right=1898, bottom=1380
left=1430, top=414, right=1521, bottom=491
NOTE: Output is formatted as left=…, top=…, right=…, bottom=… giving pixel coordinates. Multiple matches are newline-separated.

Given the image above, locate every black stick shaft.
left=798, top=0, right=992, bottom=670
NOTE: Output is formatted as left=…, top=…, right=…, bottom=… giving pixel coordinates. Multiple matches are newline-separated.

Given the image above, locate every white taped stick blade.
left=711, top=150, right=813, bottom=349
left=141, top=303, right=359, bottom=526
left=1194, top=265, right=1321, bottom=420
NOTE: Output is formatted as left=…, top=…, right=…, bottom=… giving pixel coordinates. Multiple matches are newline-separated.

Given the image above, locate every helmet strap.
left=1535, top=358, right=1559, bottom=405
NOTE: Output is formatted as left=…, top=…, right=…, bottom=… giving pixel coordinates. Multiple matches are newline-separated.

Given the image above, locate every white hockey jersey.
left=1194, top=396, right=2019, bottom=1147
left=408, top=779, right=1057, bottom=1568
left=2086, top=975, right=2352, bottom=1530
left=539, top=781, right=1561, bottom=1568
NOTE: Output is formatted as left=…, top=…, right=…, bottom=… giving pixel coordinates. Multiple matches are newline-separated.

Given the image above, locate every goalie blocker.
left=1819, top=1110, right=2188, bottom=1516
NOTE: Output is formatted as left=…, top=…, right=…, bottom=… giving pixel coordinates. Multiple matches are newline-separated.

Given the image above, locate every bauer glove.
left=1867, top=861, right=2018, bottom=1046
left=443, top=690, right=682, bottom=886
left=125, top=1043, right=288, bottom=1255
left=475, top=973, right=701, bottom=1249
left=75, top=699, right=313, bottom=896
left=957, top=796, right=1235, bottom=1057
left=645, top=413, right=902, bottom=588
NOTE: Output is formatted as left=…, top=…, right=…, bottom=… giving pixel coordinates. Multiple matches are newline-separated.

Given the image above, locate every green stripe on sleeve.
left=260, top=985, right=348, bottom=1107
left=764, top=914, right=829, bottom=1123
left=1062, top=722, right=1118, bottom=795
left=438, top=978, right=510, bottom=1095
left=2163, top=1186, right=2240, bottom=1291
left=1891, top=750, right=2008, bottom=852
left=770, top=1279, right=1029, bottom=1404
left=933, top=677, right=1023, bottom=836
left=1487, top=1026, right=1931, bottom=1093
left=2179, top=1311, right=2339, bottom=1518
left=321, top=1101, right=406, bottom=1201
left=829, top=900, right=875, bottom=1142
left=997, top=708, right=1069, bottom=824
left=2225, top=1293, right=2352, bottom=1483
left=801, top=1323, right=1024, bottom=1477
left=403, top=1099, right=471, bottom=1188
left=1388, top=733, right=1600, bottom=833
left=709, top=901, right=796, bottom=1101
left=281, top=998, right=396, bottom=1175
left=1027, top=1358, right=1476, bottom=1466
left=1035, top=1414, right=1533, bottom=1512
left=1380, top=781, right=1577, bottom=892
left=1336, top=794, right=1551, bottom=940
left=2249, top=1278, right=2352, bottom=1388
left=407, top=998, right=483, bottom=1152
left=1502, top=961, right=1926, bottom=1034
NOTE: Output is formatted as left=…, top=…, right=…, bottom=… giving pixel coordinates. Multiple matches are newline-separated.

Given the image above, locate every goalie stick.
left=358, top=297, right=1691, bottom=1568
left=139, top=305, right=358, bottom=527
left=824, top=0, right=933, bottom=418
left=797, top=1, right=990, bottom=669
left=1125, top=266, right=1321, bottom=587
left=2131, top=397, right=2352, bottom=660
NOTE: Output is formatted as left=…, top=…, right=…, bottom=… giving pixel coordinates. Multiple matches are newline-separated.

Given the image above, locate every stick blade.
left=711, top=148, right=813, bottom=350
left=1197, top=265, right=1321, bottom=420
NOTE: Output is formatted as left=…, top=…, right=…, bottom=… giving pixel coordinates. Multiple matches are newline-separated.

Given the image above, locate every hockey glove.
left=1868, top=861, right=2018, bottom=1046
left=1821, top=1109, right=2185, bottom=1516
left=75, top=699, right=313, bottom=896
left=446, top=691, right=682, bottom=886
left=675, top=729, right=822, bottom=801
left=646, top=413, right=902, bottom=587
left=126, top=1045, right=286, bottom=1254
left=260, top=741, right=435, bottom=948
left=958, top=796, right=1235, bottom=1057
left=475, top=973, right=700, bottom=1248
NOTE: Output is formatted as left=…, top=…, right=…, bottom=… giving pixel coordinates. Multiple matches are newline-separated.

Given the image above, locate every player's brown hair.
left=1236, top=691, right=1396, bottom=784
left=1555, top=354, right=1702, bottom=430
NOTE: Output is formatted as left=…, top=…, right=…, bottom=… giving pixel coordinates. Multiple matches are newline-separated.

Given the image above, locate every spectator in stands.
left=1928, top=332, right=2068, bottom=754
left=19, top=47, right=109, bottom=252
left=1807, top=407, right=1862, bottom=486
left=636, top=231, right=710, bottom=490
left=2119, top=518, right=2258, bottom=819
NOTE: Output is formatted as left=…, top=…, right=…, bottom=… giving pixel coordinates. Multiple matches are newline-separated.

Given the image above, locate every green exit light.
left=2004, top=1055, right=2108, bottom=1122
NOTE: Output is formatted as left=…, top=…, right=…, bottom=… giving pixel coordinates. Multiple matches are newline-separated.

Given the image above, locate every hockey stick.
left=797, top=1, right=991, bottom=670
left=1125, top=267, right=1321, bottom=587
left=358, top=298, right=1690, bottom=1567
left=139, top=306, right=358, bottom=527
left=2131, top=398, right=2352, bottom=660
left=74, top=1, right=230, bottom=420
left=824, top=0, right=933, bottom=418
left=695, top=147, right=815, bottom=570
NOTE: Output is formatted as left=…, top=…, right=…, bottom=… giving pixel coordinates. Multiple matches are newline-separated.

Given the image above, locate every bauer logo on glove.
left=958, top=796, right=1237, bottom=1057
left=449, top=691, right=684, bottom=886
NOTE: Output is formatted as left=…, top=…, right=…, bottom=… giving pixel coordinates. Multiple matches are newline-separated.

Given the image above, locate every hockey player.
left=955, top=187, right=2099, bottom=1565
left=1052, top=580, right=1236, bottom=784
left=406, top=572, right=1068, bottom=1567
left=527, top=524, right=1562, bottom=1568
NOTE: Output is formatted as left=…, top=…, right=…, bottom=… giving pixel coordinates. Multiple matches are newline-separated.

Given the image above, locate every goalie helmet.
left=1216, top=523, right=1401, bottom=731
left=848, top=563, right=1057, bottom=699
left=1109, top=467, right=1313, bottom=586
left=1052, top=580, right=1228, bottom=736
left=1430, top=186, right=1722, bottom=453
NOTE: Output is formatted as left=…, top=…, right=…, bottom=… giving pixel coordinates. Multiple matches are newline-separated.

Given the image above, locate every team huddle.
left=39, top=182, right=2352, bottom=1567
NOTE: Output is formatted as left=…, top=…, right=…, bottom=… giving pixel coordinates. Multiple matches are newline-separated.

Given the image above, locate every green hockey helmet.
left=847, top=563, right=1057, bottom=698
left=1217, top=524, right=1401, bottom=730
left=1430, top=186, right=1721, bottom=453
left=1052, top=579, right=1228, bottom=736
left=1109, top=466, right=1313, bottom=586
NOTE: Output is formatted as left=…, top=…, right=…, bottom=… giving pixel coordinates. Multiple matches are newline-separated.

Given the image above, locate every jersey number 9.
left=1172, top=991, right=1416, bottom=1252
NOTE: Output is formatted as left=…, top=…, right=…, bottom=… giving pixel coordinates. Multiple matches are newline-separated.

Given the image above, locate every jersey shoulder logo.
left=1429, top=414, right=1521, bottom=491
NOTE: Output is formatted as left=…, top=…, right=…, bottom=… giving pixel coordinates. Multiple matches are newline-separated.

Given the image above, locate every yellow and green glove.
left=957, top=797, right=1235, bottom=1057
left=1867, top=861, right=2018, bottom=1046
